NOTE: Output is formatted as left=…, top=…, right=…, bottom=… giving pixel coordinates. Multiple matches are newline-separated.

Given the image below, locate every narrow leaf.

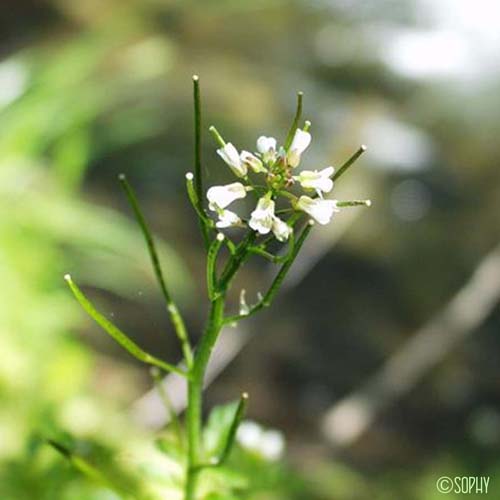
left=64, top=274, right=186, bottom=377
left=47, top=439, right=125, bottom=495
left=203, top=393, right=249, bottom=466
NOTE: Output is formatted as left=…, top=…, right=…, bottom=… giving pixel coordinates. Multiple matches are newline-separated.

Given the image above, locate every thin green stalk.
left=331, top=145, right=367, bottom=182
left=211, top=392, right=248, bottom=466
left=207, top=233, right=225, bottom=300
left=65, top=275, right=186, bottom=377
left=248, top=229, right=295, bottom=264
left=186, top=172, right=214, bottom=229
left=47, top=440, right=130, bottom=498
left=219, top=231, right=256, bottom=290
left=223, top=221, right=313, bottom=325
left=248, top=246, right=281, bottom=263
left=119, top=175, right=193, bottom=369
left=151, top=367, right=184, bottom=447
left=223, top=236, right=236, bottom=255
left=193, top=76, right=203, bottom=207
left=337, top=199, right=372, bottom=208
left=284, top=91, right=304, bottom=151
left=193, top=75, right=210, bottom=248
left=209, top=125, right=226, bottom=147
left=194, top=392, right=249, bottom=471
left=277, top=189, right=298, bottom=202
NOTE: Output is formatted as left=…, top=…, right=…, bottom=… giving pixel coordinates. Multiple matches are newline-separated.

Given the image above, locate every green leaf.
left=64, top=274, right=186, bottom=377
left=46, top=439, right=133, bottom=499
left=155, top=432, right=183, bottom=462
left=203, top=401, right=240, bottom=459
left=201, top=466, right=248, bottom=497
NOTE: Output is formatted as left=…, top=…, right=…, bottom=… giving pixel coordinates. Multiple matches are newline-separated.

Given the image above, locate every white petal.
left=287, top=129, right=311, bottom=168
left=290, top=129, right=311, bottom=155
left=297, top=166, right=334, bottom=193
left=271, top=216, right=292, bottom=242
left=256, top=136, right=277, bottom=154
left=217, top=143, right=247, bottom=177
left=296, top=196, right=339, bottom=225
left=240, top=150, right=266, bottom=173
left=207, top=182, right=246, bottom=210
left=249, top=197, right=275, bottom=234
left=216, top=209, right=242, bottom=228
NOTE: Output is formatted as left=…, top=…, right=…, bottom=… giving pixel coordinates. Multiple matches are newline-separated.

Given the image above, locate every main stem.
left=185, top=295, right=225, bottom=499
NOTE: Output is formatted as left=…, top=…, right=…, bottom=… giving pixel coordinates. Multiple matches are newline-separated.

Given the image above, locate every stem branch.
left=119, top=175, right=193, bottom=369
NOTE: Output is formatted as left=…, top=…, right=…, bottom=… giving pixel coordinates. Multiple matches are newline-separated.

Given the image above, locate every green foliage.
left=203, top=401, right=241, bottom=460
left=65, top=275, right=186, bottom=376
left=3, top=0, right=500, bottom=499
left=0, top=7, right=190, bottom=498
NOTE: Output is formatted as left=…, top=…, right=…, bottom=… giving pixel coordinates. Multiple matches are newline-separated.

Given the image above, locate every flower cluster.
left=205, top=124, right=344, bottom=242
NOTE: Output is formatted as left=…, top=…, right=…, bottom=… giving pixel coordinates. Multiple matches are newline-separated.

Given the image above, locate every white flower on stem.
left=207, top=182, right=247, bottom=210
left=215, top=209, right=242, bottom=228
left=256, top=136, right=277, bottom=164
left=271, top=216, right=292, bottom=242
left=237, top=420, right=285, bottom=461
left=217, top=143, right=247, bottom=177
left=295, top=166, right=334, bottom=196
left=249, top=196, right=275, bottom=235
left=240, top=151, right=266, bottom=173
left=296, top=195, right=339, bottom=225
left=287, top=128, right=311, bottom=168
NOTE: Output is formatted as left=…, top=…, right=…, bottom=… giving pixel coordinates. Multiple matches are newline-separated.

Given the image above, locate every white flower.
left=256, top=136, right=277, bottom=154
left=207, top=182, right=247, bottom=210
left=287, top=128, right=311, bottom=168
left=296, top=195, right=339, bottom=225
left=217, top=143, right=247, bottom=177
left=215, top=209, right=242, bottom=228
left=237, top=420, right=285, bottom=461
left=249, top=196, right=275, bottom=235
left=271, top=216, right=292, bottom=242
left=240, top=150, right=266, bottom=173
left=295, top=166, right=334, bottom=195
left=256, top=136, right=277, bottom=164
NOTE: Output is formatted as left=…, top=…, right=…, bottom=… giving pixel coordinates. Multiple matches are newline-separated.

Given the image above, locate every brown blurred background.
left=1, top=1, right=500, bottom=499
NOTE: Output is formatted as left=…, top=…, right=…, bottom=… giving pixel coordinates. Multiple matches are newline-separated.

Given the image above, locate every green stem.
left=185, top=296, right=225, bottom=500
left=211, top=392, right=248, bottom=466
left=151, top=367, right=184, bottom=447
left=209, top=125, right=226, bottom=148
left=193, top=76, right=203, bottom=207
left=184, top=233, right=255, bottom=499
left=337, top=199, right=372, bottom=208
left=119, top=175, right=193, bottom=369
left=186, top=173, right=214, bottom=230
left=284, top=91, right=304, bottom=151
left=193, top=76, right=210, bottom=249
left=207, top=234, right=225, bottom=300
left=219, top=231, right=256, bottom=291
left=223, top=221, right=313, bottom=325
left=248, top=229, right=295, bottom=264
left=65, top=275, right=186, bottom=377
left=193, top=392, right=248, bottom=471
left=331, top=145, right=367, bottom=182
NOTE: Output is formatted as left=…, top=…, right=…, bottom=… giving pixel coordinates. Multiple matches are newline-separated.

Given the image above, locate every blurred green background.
left=1, top=0, right=500, bottom=498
